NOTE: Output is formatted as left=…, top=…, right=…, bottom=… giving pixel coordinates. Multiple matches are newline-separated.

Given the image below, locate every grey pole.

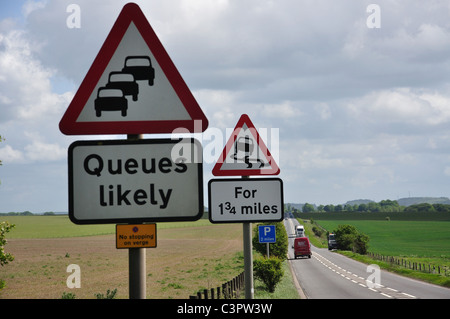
left=129, top=248, right=146, bottom=299
left=243, top=222, right=254, bottom=299
left=242, top=175, right=254, bottom=299
left=127, top=134, right=146, bottom=299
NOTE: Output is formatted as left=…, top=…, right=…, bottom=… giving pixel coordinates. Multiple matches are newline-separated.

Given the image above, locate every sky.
left=1, top=0, right=450, bottom=213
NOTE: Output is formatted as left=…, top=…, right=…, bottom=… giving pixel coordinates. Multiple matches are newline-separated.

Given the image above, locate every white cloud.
left=0, top=28, right=69, bottom=122
left=23, top=131, right=66, bottom=161
left=0, top=144, right=24, bottom=164
left=346, top=88, right=450, bottom=126
left=0, top=24, right=72, bottom=165
left=444, top=167, right=450, bottom=177
left=22, top=0, right=47, bottom=18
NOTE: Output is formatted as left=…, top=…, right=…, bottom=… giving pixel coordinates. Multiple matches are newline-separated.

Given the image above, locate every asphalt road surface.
left=285, top=216, right=450, bottom=299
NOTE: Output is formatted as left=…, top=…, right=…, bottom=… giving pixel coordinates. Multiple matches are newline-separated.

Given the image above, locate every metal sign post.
left=242, top=176, right=254, bottom=299
left=243, top=221, right=254, bottom=299
left=127, top=134, right=146, bottom=299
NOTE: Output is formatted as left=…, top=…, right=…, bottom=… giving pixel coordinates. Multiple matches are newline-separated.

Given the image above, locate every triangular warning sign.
left=59, top=3, right=208, bottom=135
left=212, top=114, right=280, bottom=176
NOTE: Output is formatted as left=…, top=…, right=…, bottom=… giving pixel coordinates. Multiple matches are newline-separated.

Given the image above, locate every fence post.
left=222, top=283, right=228, bottom=299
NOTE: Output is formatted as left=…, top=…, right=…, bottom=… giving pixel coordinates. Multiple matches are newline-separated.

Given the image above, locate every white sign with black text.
left=208, top=178, right=284, bottom=223
left=68, top=138, right=203, bottom=224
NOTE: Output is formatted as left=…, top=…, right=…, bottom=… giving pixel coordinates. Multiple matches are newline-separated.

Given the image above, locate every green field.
left=315, top=220, right=450, bottom=258
left=0, top=215, right=215, bottom=239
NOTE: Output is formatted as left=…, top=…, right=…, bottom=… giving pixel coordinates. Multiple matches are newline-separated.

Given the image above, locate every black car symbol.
left=105, top=72, right=139, bottom=101
left=122, top=56, right=155, bottom=86
left=94, top=87, right=128, bottom=117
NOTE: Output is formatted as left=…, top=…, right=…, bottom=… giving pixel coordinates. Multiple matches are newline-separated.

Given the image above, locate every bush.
left=95, top=288, right=118, bottom=299
left=252, top=222, right=288, bottom=260
left=0, top=221, right=15, bottom=267
left=312, top=226, right=323, bottom=237
left=253, top=257, right=284, bottom=293
left=333, top=224, right=369, bottom=254
left=61, top=292, right=76, bottom=299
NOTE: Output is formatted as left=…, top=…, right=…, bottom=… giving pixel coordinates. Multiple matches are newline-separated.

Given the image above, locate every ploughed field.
left=0, top=216, right=244, bottom=299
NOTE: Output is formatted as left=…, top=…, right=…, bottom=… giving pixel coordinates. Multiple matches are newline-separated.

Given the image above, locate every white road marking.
left=311, top=250, right=417, bottom=299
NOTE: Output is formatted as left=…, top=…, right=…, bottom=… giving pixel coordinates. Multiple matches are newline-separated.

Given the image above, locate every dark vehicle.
left=328, top=233, right=338, bottom=250
left=294, top=237, right=311, bottom=259
left=94, top=87, right=128, bottom=117
left=105, top=72, right=139, bottom=101
left=122, top=56, right=155, bottom=85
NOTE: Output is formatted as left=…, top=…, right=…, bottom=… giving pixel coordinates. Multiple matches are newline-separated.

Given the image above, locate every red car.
left=294, top=237, right=312, bottom=259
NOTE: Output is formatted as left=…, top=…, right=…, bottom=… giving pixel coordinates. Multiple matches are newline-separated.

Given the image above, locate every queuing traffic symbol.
left=59, top=3, right=208, bottom=135
left=212, top=114, right=280, bottom=176
left=68, top=138, right=203, bottom=224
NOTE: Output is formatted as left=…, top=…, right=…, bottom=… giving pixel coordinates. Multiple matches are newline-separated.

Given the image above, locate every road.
left=284, top=216, right=450, bottom=299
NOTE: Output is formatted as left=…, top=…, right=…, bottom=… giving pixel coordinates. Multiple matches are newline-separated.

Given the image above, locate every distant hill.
left=397, top=197, right=450, bottom=207
left=286, top=197, right=450, bottom=211
left=344, top=199, right=374, bottom=206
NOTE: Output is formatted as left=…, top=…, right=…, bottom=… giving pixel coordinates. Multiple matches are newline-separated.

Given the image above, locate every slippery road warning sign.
left=212, top=114, right=280, bottom=176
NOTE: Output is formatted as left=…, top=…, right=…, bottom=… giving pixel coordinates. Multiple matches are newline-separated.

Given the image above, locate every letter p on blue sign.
left=258, top=225, right=276, bottom=243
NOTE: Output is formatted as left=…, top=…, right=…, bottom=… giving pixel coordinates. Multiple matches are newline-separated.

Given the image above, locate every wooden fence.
left=190, top=272, right=245, bottom=299
left=367, top=252, right=448, bottom=276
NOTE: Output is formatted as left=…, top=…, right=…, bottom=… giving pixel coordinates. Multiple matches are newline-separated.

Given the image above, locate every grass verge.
left=253, top=253, right=300, bottom=299
left=338, top=250, right=450, bottom=288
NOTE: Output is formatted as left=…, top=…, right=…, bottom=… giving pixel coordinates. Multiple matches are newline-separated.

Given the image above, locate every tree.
left=252, top=222, right=288, bottom=260
left=0, top=221, right=15, bottom=266
left=358, top=203, right=367, bottom=212
left=253, top=257, right=284, bottom=293
left=302, top=203, right=315, bottom=213
left=1, top=221, right=15, bottom=291
left=344, top=204, right=354, bottom=212
left=0, top=135, right=2, bottom=184
left=333, top=224, right=369, bottom=254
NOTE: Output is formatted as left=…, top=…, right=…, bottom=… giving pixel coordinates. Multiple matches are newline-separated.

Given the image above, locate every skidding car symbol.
left=122, top=56, right=155, bottom=86
left=95, top=87, right=128, bottom=117
left=105, top=72, right=139, bottom=101
left=231, top=136, right=266, bottom=168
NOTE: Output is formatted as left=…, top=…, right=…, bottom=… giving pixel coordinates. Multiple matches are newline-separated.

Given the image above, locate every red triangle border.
left=212, top=114, right=280, bottom=176
left=59, top=3, right=208, bottom=135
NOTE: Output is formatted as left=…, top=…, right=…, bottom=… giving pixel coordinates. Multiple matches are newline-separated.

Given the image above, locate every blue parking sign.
left=258, top=225, right=276, bottom=243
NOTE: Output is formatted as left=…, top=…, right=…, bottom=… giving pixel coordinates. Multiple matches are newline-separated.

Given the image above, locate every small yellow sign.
left=116, top=224, right=157, bottom=249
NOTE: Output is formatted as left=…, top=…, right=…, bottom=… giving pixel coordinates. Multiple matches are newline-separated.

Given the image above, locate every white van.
left=296, top=225, right=305, bottom=237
